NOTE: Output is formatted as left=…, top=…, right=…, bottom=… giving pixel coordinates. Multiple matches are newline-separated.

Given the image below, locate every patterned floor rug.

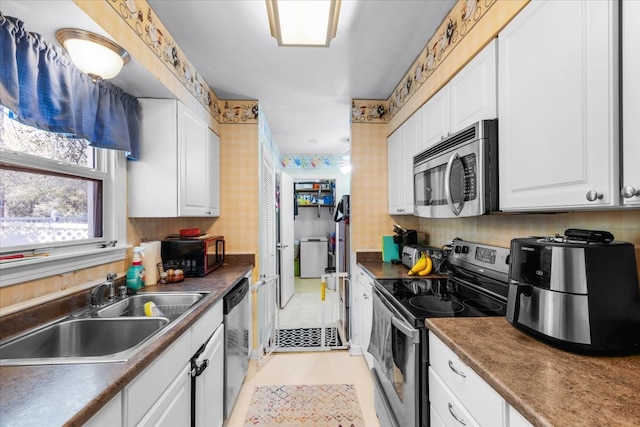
left=277, top=328, right=342, bottom=348
left=244, top=384, right=365, bottom=427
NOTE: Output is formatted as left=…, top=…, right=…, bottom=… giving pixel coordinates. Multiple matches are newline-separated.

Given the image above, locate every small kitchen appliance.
left=370, top=238, right=510, bottom=427
left=161, top=235, right=225, bottom=277
left=507, top=232, right=640, bottom=354
left=413, top=119, right=498, bottom=218
left=401, top=244, right=444, bottom=273
left=390, top=224, right=417, bottom=264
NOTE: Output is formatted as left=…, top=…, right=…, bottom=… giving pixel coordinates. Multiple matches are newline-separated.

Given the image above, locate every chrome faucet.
left=89, top=283, right=110, bottom=307
left=90, top=273, right=118, bottom=307
left=105, top=273, right=117, bottom=302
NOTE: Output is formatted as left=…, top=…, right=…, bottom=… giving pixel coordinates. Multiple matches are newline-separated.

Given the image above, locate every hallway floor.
left=224, top=351, right=381, bottom=427
left=278, top=277, right=340, bottom=330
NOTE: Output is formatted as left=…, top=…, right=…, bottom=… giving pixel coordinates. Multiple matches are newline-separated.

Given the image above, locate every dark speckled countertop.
left=426, top=317, right=640, bottom=426
left=0, top=264, right=251, bottom=427
left=360, top=261, right=640, bottom=427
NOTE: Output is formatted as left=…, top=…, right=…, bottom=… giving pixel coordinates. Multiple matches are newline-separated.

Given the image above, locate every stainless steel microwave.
left=413, top=119, right=499, bottom=218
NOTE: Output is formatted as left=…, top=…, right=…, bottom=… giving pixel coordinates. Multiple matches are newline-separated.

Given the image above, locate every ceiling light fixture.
left=56, top=28, right=130, bottom=82
left=266, top=0, right=341, bottom=47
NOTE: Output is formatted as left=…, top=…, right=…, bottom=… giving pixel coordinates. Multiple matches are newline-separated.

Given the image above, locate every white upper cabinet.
left=128, top=99, right=220, bottom=217
left=449, top=39, right=497, bottom=134
left=622, top=0, right=640, bottom=206
left=388, top=112, right=420, bottom=215
left=498, top=0, right=619, bottom=211
left=419, top=86, right=450, bottom=152
left=419, top=39, right=497, bottom=152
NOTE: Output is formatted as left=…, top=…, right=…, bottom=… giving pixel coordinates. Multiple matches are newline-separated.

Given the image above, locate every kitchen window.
left=0, top=109, right=127, bottom=286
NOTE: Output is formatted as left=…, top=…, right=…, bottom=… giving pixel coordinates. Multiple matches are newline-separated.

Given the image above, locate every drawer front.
left=429, top=332, right=505, bottom=426
left=429, top=367, right=480, bottom=427
left=357, top=267, right=374, bottom=289
left=191, top=300, right=223, bottom=354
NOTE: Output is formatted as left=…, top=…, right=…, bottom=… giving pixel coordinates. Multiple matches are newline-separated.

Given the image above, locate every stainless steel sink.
left=0, top=317, right=169, bottom=366
left=95, top=292, right=207, bottom=320
left=0, top=291, right=210, bottom=366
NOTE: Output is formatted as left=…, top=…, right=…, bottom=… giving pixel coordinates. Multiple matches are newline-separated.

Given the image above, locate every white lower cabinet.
left=508, top=406, right=533, bottom=427
left=429, top=332, right=534, bottom=427
left=136, top=363, right=191, bottom=427
left=115, top=300, right=224, bottom=427
left=429, top=368, right=480, bottom=427
left=429, top=332, right=504, bottom=427
left=125, top=331, right=191, bottom=426
left=86, top=393, right=122, bottom=427
left=356, top=266, right=374, bottom=368
left=194, top=324, right=224, bottom=427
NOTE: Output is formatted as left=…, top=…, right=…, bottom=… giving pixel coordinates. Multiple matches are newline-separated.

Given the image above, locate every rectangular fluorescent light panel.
left=267, top=0, right=340, bottom=47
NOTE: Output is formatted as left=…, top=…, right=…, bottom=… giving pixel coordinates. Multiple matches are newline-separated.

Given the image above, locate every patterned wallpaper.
left=280, top=154, right=347, bottom=169
left=107, top=0, right=258, bottom=125
left=352, top=0, right=497, bottom=125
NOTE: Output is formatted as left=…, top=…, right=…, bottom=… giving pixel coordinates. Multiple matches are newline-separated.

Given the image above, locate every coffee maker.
left=506, top=231, right=640, bottom=354
left=390, top=224, right=417, bottom=264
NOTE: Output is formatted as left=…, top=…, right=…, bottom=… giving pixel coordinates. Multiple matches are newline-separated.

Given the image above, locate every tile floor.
left=278, top=277, right=340, bottom=330
left=224, top=350, right=381, bottom=427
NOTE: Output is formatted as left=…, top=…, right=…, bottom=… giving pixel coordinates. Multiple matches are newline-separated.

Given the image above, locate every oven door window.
left=414, top=153, right=477, bottom=207
left=391, top=321, right=409, bottom=402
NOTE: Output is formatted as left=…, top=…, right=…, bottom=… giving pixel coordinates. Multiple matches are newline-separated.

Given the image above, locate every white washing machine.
left=300, top=237, right=328, bottom=278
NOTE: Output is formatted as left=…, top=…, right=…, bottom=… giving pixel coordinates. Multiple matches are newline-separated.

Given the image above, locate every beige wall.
left=350, top=123, right=394, bottom=251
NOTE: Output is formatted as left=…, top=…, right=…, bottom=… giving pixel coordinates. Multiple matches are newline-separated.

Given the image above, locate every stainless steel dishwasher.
left=223, top=277, right=250, bottom=419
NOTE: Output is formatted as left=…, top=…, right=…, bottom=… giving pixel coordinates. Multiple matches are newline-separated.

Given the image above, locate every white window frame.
left=0, top=147, right=128, bottom=287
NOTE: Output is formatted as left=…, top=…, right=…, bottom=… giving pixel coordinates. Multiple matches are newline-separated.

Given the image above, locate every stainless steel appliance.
left=413, top=119, right=498, bottom=218
left=161, top=235, right=225, bottom=276
left=223, top=277, right=250, bottom=418
left=370, top=238, right=510, bottom=427
left=401, top=245, right=444, bottom=272
left=391, top=225, right=417, bottom=264
left=507, top=234, right=640, bottom=354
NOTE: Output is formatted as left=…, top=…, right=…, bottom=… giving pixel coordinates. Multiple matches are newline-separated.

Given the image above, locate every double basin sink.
left=0, top=292, right=210, bottom=366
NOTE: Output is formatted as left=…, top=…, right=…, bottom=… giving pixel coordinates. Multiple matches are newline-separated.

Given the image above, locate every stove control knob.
left=462, top=246, right=469, bottom=254
left=454, top=246, right=462, bottom=254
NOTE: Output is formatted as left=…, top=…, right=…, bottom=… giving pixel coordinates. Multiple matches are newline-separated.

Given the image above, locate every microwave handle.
left=444, top=152, right=462, bottom=216
left=217, top=239, right=225, bottom=262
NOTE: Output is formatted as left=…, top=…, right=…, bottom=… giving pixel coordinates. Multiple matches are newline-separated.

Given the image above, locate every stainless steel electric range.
left=368, top=238, right=510, bottom=427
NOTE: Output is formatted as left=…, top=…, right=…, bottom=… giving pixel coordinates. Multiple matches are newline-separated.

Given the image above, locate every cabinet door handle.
left=448, top=403, right=467, bottom=425
left=585, top=190, right=603, bottom=202
left=621, top=186, right=640, bottom=198
left=448, top=359, right=466, bottom=377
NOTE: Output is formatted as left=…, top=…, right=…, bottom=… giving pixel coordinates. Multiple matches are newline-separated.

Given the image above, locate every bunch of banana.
left=408, top=252, right=433, bottom=276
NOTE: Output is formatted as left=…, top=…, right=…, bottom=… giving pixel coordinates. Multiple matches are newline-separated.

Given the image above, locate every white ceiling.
left=2, top=0, right=456, bottom=155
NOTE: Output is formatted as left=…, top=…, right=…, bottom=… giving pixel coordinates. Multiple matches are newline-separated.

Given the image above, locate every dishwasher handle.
left=224, top=277, right=249, bottom=314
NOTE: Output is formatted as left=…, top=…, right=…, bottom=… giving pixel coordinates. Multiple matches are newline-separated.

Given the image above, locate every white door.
left=498, top=0, right=618, bottom=210
left=622, top=0, right=640, bottom=206
left=261, top=148, right=277, bottom=278
left=279, top=172, right=295, bottom=308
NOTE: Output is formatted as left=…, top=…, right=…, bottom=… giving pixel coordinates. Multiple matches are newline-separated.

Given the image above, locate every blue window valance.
left=0, top=14, right=140, bottom=159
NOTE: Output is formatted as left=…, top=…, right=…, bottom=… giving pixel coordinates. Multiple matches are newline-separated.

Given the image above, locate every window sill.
left=0, top=246, right=128, bottom=287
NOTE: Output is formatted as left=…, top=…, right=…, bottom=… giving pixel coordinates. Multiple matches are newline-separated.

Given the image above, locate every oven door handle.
left=391, top=315, right=420, bottom=344
left=444, top=152, right=462, bottom=216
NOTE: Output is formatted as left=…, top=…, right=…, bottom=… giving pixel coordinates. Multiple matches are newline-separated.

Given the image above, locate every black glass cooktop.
left=374, top=277, right=507, bottom=327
